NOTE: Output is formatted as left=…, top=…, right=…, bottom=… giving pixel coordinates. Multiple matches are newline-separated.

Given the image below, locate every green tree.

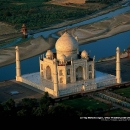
left=17, top=98, right=37, bottom=116
left=17, top=109, right=28, bottom=116
left=2, top=98, right=16, bottom=116
left=32, top=92, right=53, bottom=116
left=39, top=92, right=53, bottom=108
left=48, top=103, right=77, bottom=117
left=32, top=107, right=45, bottom=116
left=0, top=103, right=4, bottom=116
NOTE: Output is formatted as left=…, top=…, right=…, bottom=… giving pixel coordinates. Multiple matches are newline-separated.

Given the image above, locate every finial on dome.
left=63, top=27, right=69, bottom=34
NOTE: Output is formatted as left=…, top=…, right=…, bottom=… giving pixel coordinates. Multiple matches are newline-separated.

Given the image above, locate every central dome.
left=55, top=32, right=78, bottom=52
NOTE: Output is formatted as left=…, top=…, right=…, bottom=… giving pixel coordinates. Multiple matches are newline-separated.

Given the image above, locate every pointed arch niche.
left=76, top=66, right=83, bottom=81
left=46, top=66, right=51, bottom=80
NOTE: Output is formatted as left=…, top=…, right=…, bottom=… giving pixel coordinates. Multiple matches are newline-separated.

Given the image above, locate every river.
left=0, top=3, right=130, bottom=82
left=33, top=3, right=130, bottom=39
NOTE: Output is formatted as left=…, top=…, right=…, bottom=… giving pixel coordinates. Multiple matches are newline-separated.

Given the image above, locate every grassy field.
left=61, top=96, right=109, bottom=110
left=113, top=86, right=130, bottom=98
left=60, top=96, right=130, bottom=116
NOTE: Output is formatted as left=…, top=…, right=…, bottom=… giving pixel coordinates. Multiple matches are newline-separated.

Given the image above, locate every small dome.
left=55, top=32, right=78, bottom=52
left=81, top=50, right=88, bottom=59
left=59, top=54, right=66, bottom=61
left=46, top=50, right=53, bottom=59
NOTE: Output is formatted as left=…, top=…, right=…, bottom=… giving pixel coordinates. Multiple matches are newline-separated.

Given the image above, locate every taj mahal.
left=15, top=31, right=121, bottom=97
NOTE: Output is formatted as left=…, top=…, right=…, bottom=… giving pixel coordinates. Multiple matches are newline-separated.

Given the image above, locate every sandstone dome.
left=55, top=32, right=78, bottom=52
left=81, top=50, right=89, bottom=59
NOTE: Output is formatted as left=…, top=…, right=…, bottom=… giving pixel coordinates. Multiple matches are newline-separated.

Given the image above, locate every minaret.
left=15, top=46, right=22, bottom=81
left=116, top=47, right=121, bottom=83
left=53, top=58, right=59, bottom=97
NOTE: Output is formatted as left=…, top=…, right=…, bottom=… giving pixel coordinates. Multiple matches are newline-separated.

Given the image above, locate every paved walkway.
left=0, top=80, right=44, bottom=103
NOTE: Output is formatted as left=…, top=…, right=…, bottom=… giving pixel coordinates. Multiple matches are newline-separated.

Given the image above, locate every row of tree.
left=1, top=92, right=130, bottom=117
left=0, top=92, right=104, bottom=117
left=0, top=0, right=122, bottom=31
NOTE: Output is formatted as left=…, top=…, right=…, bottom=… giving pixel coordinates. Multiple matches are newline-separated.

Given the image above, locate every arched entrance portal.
left=76, top=66, right=83, bottom=81
left=46, top=66, right=51, bottom=80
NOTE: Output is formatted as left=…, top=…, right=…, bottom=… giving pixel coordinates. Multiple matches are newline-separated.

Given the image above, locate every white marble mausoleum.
left=15, top=32, right=121, bottom=97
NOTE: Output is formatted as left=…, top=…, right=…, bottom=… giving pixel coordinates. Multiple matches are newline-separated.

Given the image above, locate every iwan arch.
left=15, top=32, right=121, bottom=97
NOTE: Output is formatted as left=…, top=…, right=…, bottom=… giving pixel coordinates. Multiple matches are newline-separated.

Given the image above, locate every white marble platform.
left=21, top=70, right=116, bottom=90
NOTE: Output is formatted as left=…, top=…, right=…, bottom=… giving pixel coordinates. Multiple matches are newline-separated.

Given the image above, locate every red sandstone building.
left=21, top=24, right=28, bottom=38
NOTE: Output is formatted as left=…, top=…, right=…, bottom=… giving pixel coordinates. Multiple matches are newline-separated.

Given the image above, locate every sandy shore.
left=58, top=12, right=130, bottom=45
left=0, top=36, right=56, bottom=68
left=0, top=3, right=130, bottom=68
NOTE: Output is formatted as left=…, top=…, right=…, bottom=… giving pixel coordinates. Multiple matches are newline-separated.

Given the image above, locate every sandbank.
left=0, top=4, right=130, bottom=68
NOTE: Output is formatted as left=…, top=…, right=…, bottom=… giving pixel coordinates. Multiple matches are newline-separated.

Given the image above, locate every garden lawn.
left=61, top=97, right=108, bottom=110
left=113, top=86, right=130, bottom=98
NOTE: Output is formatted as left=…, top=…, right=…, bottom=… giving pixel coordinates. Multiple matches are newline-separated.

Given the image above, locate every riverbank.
left=28, top=0, right=126, bottom=34
left=0, top=36, right=56, bottom=68
left=0, top=1, right=130, bottom=68
left=57, top=11, right=130, bottom=45
left=96, top=51, right=128, bottom=63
